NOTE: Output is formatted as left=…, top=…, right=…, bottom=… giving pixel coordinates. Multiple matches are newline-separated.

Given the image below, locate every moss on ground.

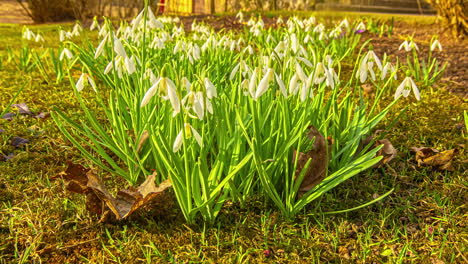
left=0, top=14, right=467, bottom=263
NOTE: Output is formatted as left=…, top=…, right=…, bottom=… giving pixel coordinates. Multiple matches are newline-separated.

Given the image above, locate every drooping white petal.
left=104, top=60, right=113, bottom=74
left=166, top=78, right=180, bottom=116
left=254, top=68, right=273, bottom=100
left=289, top=74, right=299, bottom=95
left=190, top=126, right=203, bottom=148
left=248, top=69, right=258, bottom=98
left=75, top=74, right=86, bottom=92
left=275, top=73, right=287, bottom=97
left=173, top=130, right=183, bottom=152
left=229, top=63, right=240, bottom=81
left=114, top=37, right=127, bottom=58
left=409, top=77, right=420, bottom=100
left=204, top=78, right=217, bottom=99
left=140, top=77, right=162, bottom=107
left=295, top=62, right=307, bottom=82
left=87, top=75, right=97, bottom=92
left=60, top=48, right=73, bottom=61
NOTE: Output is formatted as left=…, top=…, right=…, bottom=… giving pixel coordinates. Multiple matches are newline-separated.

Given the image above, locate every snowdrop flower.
left=90, top=18, right=99, bottom=31
left=173, top=123, right=203, bottom=152
left=399, top=40, right=419, bottom=52
left=252, top=68, right=274, bottom=100
left=114, top=37, right=127, bottom=58
left=236, top=11, right=244, bottom=23
left=381, top=62, right=397, bottom=80
left=59, top=30, right=67, bottom=42
left=124, top=56, right=136, bottom=74
left=98, top=25, right=108, bottom=37
left=59, top=48, right=73, bottom=61
left=430, top=39, right=442, bottom=52
left=313, top=62, right=327, bottom=84
left=358, top=50, right=382, bottom=83
left=339, top=19, right=350, bottom=30
left=289, top=73, right=300, bottom=95
left=23, top=28, right=34, bottom=40
left=94, top=35, right=108, bottom=59
left=394, top=76, right=420, bottom=100
left=35, top=33, right=44, bottom=42
left=355, top=22, right=366, bottom=33
left=204, top=78, right=217, bottom=99
left=275, top=73, right=287, bottom=97
left=277, top=16, right=284, bottom=24
left=181, top=91, right=203, bottom=120
left=141, top=77, right=180, bottom=116
left=72, top=23, right=82, bottom=37
left=75, top=73, right=96, bottom=92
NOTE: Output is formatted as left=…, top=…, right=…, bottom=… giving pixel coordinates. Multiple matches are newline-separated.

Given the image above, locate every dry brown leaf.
left=54, top=164, right=172, bottom=220
left=361, top=131, right=397, bottom=168
left=294, top=126, right=328, bottom=195
left=410, top=147, right=457, bottom=171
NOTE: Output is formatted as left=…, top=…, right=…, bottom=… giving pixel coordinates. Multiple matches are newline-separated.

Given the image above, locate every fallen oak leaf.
left=410, top=147, right=457, bottom=171
left=361, top=131, right=397, bottom=168
left=293, top=126, right=328, bottom=196
left=54, top=163, right=172, bottom=220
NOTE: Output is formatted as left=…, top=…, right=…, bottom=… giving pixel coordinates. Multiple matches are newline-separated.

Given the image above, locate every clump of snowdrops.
left=21, top=8, right=445, bottom=224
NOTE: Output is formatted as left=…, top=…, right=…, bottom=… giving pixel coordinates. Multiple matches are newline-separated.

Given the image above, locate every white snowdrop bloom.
left=394, top=76, right=420, bottom=100
left=59, top=48, right=73, bottom=61
left=94, top=35, right=108, bottom=59
left=358, top=50, right=382, bottom=83
left=339, top=18, right=350, bottom=30
left=141, top=77, right=180, bottom=116
left=313, top=24, right=325, bottom=34
left=399, top=40, right=419, bottom=52
left=277, top=16, right=284, bottom=24
left=275, top=73, right=288, bottom=98
left=114, top=37, right=127, bottom=58
left=204, top=78, right=217, bottom=99
left=430, top=39, right=442, bottom=52
left=181, top=77, right=191, bottom=92
left=23, top=28, right=34, bottom=40
left=173, top=123, right=203, bottom=153
left=381, top=62, right=397, bottom=80
left=313, top=62, right=327, bottom=84
left=104, top=60, right=114, bottom=74
left=289, top=73, right=300, bottom=95
left=75, top=73, right=96, bottom=92
left=364, top=50, right=382, bottom=70
left=236, top=11, right=244, bottom=23
left=35, top=33, right=44, bottom=42
left=252, top=68, right=274, bottom=100
left=90, top=18, right=99, bottom=31
left=182, top=91, right=205, bottom=120
left=124, top=56, right=136, bottom=74
left=355, top=22, right=366, bottom=32
left=248, top=68, right=259, bottom=98
left=297, top=56, right=313, bottom=68
left=98, top=25, right=108, bottom=37
left=295, top=62, right=307, bottom=82
left=290, top=33, right=298, bottom=53
left=72, top=23, right=82, bottom=37
left=59, top=30, right=66, bottom=42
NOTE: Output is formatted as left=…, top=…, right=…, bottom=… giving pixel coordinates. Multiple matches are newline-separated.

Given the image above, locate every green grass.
left=0, top=15, right=467, bottom=263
